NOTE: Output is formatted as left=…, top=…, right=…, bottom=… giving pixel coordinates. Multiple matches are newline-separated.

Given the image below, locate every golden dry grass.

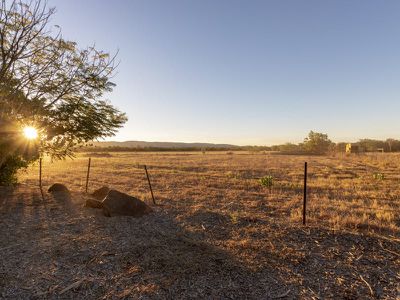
left=0, top=151, right=398, bottom=299
left=19, top=151, right=400, bottom=234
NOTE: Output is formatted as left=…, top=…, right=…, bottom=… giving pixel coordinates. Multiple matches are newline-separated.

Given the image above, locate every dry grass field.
left=1, top=151, right=400, bottom=299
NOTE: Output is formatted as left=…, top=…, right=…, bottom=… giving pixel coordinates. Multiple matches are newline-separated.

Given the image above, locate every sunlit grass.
left=17, top=151, right=400, bottom=234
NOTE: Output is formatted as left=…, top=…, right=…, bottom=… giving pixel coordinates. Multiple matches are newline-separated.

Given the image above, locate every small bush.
left=373, top=173, right=385, bottom=180
left=0, top=155, right=31, bottom=185
left=226, top=171, right=239, bottom=179
left=230, top=212, right=239, bottom=224
left=260, top=175, right=274, bottom=189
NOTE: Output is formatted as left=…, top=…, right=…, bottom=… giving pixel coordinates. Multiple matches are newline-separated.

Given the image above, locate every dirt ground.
left=1, top=152, right=399, bottom=299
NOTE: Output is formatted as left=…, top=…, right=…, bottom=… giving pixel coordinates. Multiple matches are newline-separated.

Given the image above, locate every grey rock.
left=85, top=198, right=103, bottom=209
left=91, top=186, right=110, bottom=200
left=48, top=183, right=69, bottom=193
left=102, top=190, right=153, bottom=217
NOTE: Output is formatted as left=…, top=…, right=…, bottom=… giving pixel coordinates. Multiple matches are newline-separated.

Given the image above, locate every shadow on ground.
left=0, top=186, right=295, bottom=299
left=0, top=186, right=398, bottom=299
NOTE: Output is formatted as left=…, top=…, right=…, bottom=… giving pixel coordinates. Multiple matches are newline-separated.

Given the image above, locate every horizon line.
left=98, top=136, right=398, bottom=147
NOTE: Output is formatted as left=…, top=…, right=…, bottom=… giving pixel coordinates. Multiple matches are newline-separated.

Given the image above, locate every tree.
left=303, top=131, right=333, bottom=154
left=278, top=143, right=301, bottom=154
left=0, top=0, right=127, bottom=183
left=335, top=142, right=348, bottom=153
left=357, top=139, right=386, bottom=152
left=386, top=138, right=396, bottom=152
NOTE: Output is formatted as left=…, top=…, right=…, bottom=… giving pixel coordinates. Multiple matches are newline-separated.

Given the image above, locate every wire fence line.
left=17, top=155, right=400, bottom=223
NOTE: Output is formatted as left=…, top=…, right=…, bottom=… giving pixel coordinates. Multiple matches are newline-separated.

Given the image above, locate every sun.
left=23, top=126, right=38, bottom=140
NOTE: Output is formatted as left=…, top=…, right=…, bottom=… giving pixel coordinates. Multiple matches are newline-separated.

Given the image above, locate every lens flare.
left=23, top=126, right=38, bottom=140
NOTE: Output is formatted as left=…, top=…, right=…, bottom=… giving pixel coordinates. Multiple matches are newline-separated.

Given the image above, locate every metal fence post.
left=144, top=165, right=156, bottom=205
left=303, top=161, right=307, bottom=225
left=85, top=157, right=91, bottom=193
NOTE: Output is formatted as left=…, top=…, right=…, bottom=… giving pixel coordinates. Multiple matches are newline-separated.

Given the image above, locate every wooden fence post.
left=303, top=162, right=307, bottom=225
left=85, top=157, right=91, bottom=193
left=144, top=165, right=156, bottom=205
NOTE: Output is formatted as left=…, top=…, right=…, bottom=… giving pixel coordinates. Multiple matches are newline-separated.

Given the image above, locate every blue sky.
left=48, top=0, right=400, bottom=145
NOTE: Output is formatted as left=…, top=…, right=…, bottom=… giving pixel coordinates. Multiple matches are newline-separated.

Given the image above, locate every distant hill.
left=91, top=141, right=239, bottom=149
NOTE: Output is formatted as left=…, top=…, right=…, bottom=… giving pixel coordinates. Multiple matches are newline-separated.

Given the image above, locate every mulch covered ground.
left=0, top=186, right=399, bottom=299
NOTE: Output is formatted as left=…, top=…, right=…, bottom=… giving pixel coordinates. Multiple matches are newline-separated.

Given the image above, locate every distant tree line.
left=78, top=132, right=400, bottom=155
left=335, top=139, right=400, bottom=153
left=270, top=133, right=400, bottom=155
left=270, top=131, right=334, bottom=155
left=75, top=145, right=270, bottom=153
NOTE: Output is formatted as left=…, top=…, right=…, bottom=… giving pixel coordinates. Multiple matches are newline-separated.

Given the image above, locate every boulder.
left=102, top=190, right=153, bottom=217
left=85, top=198, right=103, bottom=209
left=91, top=186, right=110, bottom=200
left=48, top=183, right=69, bottom=193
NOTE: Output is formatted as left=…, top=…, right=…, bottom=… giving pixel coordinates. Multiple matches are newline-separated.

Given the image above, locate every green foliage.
left=0, top=1, right=127, bottom=155
left=260, top=175, right=274, bottom=189
left=275, top=143, right=302, bottom=154
left=0, top=118, right=40, bottom=184
left=0, top=0, right=127, bottom=182
left=356, top=139, right=400, bottom=152
left=230, top=212, right=239, bottom=224
left=0, top=155, right=31, bottom=185
left=358, top=139, right=386, bottom=152
left=373, top=173, right=385, bottom=180
left=226, top=171, right=239, bottom=179
left=269, top=131, right=333, bottom=155
left=303, top=131, right=333, bottom=155
left=336, top=138, right=400, bottom=153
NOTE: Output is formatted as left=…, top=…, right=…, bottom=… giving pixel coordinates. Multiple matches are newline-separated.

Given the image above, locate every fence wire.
left=17, top=152, right=400, bottom=231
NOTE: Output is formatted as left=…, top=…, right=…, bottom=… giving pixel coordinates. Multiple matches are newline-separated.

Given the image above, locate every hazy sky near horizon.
left=48, top=0, right=400, bottom=145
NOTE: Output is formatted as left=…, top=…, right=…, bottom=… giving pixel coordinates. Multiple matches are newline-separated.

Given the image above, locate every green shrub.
left=260, top=175, right=274, bottom=189
left=230, top=212, right=239, bottom=224
left=0, top=155, right=32, bottom=185
left=226, top=171, right=239, bottom=179
left=373, top=173, right=385, bottom=180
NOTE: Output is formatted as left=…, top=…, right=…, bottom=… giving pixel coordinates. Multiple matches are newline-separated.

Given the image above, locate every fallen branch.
left=359, top=275, right=373, bottom=296
left=59, top=279, right=85, bottom=295
left=272, top=289, right=291, bottom=299
left=379, top=241, right=400, bottom=257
